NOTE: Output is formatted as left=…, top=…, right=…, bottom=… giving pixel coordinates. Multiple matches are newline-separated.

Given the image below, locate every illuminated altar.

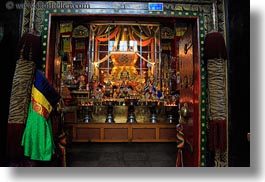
left=58, top=22, right=180, bottom=143
left=89, top=24, right=160, bottom=96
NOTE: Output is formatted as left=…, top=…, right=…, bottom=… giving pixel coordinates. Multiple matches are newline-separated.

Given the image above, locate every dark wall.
left=0, top=0, right=21, bottom=164
left=227, top=0, right=250, bottom=166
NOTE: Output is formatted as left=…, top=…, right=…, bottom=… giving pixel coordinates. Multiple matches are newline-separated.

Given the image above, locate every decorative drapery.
left=204, top=31, right=228, bottom=167
left=8, top=33, right=40, bottom=124
left=204, top=32, right=227, bottom=153
left=94, top=26, right=121, bottom=62
left=92, top=25, right=158, bottom=71
left=21, top=70, right=61, bottom=161
left=93, top=25, right=157, bottom=57
left=96, top=26, right=120, bottom=42
left=128, top=27, right=155, bottom=64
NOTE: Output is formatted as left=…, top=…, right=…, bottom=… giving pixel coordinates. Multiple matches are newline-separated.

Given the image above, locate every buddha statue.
left=90, top=74, right=100, bottom=93
left=113, top=70, right=132, bottom=98
left=120, top=70, right=130, bottom=86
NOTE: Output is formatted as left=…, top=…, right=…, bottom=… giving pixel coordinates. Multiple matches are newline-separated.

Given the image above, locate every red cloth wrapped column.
left=204, top=32, right=227, bottom=153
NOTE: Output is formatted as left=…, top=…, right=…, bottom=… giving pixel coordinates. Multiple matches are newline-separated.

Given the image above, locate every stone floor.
left=66, top=142, right=176, bottom=167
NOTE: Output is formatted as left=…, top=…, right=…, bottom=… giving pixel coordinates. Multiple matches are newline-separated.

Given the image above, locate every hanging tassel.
left=176, top=149, right=183, bottom=167
left=176, top=124, right=185, bottom=167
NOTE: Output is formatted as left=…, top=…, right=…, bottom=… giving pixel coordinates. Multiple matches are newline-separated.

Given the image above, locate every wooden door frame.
left=20, top=1, right=227, bottom=167
left=44, top=5, right=206, bottom=167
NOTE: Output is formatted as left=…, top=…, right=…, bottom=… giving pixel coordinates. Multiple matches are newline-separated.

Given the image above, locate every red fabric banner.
left=209, top=120, right=227, bottom=152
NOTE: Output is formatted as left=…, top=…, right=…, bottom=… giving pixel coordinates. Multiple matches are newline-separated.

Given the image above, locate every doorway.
left=38, top=0, right=206, bottom=166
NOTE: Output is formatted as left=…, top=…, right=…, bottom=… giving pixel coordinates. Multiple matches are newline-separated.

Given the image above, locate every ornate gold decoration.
left=73, top=25, right=89, bottom=38
left=60, top=21, right=73, bottom=33
left=161, top=27, right=174, bottom=39
left=21, top=0, right=31, bottom=35
left=214, top=150, right=228, bottom=167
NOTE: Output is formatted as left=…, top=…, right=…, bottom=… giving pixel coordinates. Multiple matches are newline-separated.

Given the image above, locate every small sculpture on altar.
left=112, top=85, right=119, bottom=98
left=89, top=74, right=102, bottom=99
left=104, top=79, right=113, bottom=97
left=144, top=74, right=159, bottom=99
left=118, top=70, right=133, bottom=98
left=90, top=74, right=100, bottom=91
left=120, top=70, right=131, bottom=87
left=79, top=72, right=87, bottom=90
